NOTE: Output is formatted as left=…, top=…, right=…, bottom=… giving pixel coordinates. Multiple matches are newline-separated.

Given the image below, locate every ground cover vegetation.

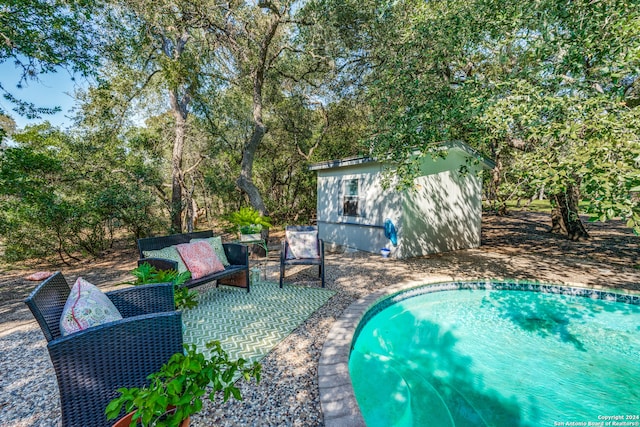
left=1, top=0, right=639, bottom=263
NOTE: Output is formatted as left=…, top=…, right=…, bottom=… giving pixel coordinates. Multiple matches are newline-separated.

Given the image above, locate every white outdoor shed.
left=309, top=141, right=496, bottom=259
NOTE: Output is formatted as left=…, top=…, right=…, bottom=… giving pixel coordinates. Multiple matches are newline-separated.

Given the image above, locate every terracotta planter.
left=112, top=410, right=190, bottom=427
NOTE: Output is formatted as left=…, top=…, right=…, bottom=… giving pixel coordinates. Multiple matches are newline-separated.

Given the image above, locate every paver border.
left=318, top=275, right=451, bottom=426
left=317, top=276, right=640, bottom=426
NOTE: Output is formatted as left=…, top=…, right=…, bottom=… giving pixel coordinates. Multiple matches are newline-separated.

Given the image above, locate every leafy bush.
left=225, top=206, right=272, bottom=228
left=95, top=183, right=165, bottom=239
left=106, top=341, right=261, bottom=426
left=130, top=263, right=198, bottom=311
left=0, top=125, right=167, bottom=264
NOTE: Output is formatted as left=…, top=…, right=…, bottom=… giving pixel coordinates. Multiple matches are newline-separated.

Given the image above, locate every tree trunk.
left=237, top=121, right=267, bottom=215
left=550, top=183, right=589, bottom=240
left=236, top=16, right=281, bottom=253
left=487, top=148, right=507, bottom=215
left=185, top=188, right=197, bottom=233
left=237, top=85, right=269, bottom=255
left=237, top=107, right=269, bottom=257
left=169, top=87, right=188, bottom=233
left=164, top=32, right=191, bottom=234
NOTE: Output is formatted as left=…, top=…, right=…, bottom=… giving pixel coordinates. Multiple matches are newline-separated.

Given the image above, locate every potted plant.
left=225, top=207, right=272, bottom=242
left=106, top=341, right=261, bottom=427
left=239, top=224, right=264, bottom=242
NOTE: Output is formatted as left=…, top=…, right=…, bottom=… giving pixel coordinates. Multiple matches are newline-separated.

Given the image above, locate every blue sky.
left=0, top=61, right=86, bottom=130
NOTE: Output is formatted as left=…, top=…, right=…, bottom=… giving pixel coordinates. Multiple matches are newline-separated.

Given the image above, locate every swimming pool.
left=349, top=282, right=640, bottom=427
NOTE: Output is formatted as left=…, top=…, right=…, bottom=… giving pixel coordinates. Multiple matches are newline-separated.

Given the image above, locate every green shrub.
left=106, top=341, right=261, bottom=426
left=130, top=263, right=198, bottom=311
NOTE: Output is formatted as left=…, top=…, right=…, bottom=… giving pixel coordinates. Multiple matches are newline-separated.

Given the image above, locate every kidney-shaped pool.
left=349, top=282, right=640, bottom=427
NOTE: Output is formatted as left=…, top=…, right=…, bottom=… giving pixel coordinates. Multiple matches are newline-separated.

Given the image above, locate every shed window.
left=342, top=179, right=360, bottom=217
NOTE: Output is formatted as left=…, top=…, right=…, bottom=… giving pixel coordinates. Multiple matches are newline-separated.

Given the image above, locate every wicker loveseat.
left=137, top=230, right=251, bottom=292
left=24, top=272, right=183, bottom=427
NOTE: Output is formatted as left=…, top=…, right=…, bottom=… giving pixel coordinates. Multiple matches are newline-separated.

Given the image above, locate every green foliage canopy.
left=0, top=0, right=101, bottom=118
left=303, top=0, right=640, bottom=233
left=0, top=123, right=166, bottom=263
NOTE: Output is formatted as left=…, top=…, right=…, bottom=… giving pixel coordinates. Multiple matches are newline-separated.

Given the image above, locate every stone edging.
left=317, top=276, right=640, bottom=426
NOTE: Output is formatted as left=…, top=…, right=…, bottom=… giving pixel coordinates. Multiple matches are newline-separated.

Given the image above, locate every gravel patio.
left=1, top=211, right=639, bottom=426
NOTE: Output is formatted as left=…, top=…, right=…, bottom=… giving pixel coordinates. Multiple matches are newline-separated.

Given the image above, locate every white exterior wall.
left=316, top=162, right=403, bottom=256
left=314, top=145, right=489, bottom=259
left=401, top=151, right=484, bottom=256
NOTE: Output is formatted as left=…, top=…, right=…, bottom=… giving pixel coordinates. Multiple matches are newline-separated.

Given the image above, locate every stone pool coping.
left=317, top=276, right=640, bottom=426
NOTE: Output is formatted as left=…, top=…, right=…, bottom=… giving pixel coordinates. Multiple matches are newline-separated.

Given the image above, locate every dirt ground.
left=2, top=210, right=639, bottom=333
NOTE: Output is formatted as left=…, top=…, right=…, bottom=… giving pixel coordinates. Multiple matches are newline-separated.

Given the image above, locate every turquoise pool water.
left=349, top=286, right=640, bottom=427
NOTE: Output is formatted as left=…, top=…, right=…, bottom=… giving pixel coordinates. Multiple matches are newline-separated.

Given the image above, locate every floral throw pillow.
left=191, top=236, right=230, bottom=267
left=175, top=241, right=225, bottom=280
left=143, top=246, right=189, bottom=273
left=59, top=277, right=123, bottom=336
left=285, top=230, right=319, bottom=259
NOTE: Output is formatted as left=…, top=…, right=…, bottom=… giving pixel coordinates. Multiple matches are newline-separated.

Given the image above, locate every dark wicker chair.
left=24, top=272, right=184, bottom=427
left=137, top=230, right=251, bottom=292
left=279, top=225, right=325, bottom=288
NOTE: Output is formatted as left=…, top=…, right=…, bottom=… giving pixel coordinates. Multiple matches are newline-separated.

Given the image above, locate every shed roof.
left=308, top=154, right=374, bottom=171
left=309, top=140, right=495, bottom=171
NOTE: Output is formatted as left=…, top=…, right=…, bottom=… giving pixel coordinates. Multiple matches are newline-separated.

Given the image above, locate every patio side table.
left=235, top=237, right=269, bottom=281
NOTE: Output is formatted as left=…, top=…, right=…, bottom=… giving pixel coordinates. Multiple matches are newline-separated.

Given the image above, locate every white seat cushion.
left=286, top=229, right=319, bottom=259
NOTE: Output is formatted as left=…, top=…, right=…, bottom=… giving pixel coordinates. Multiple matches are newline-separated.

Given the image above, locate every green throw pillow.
left=142, top=246, right=189, bottom=273
left=191, top=236, right=230, bottom=267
